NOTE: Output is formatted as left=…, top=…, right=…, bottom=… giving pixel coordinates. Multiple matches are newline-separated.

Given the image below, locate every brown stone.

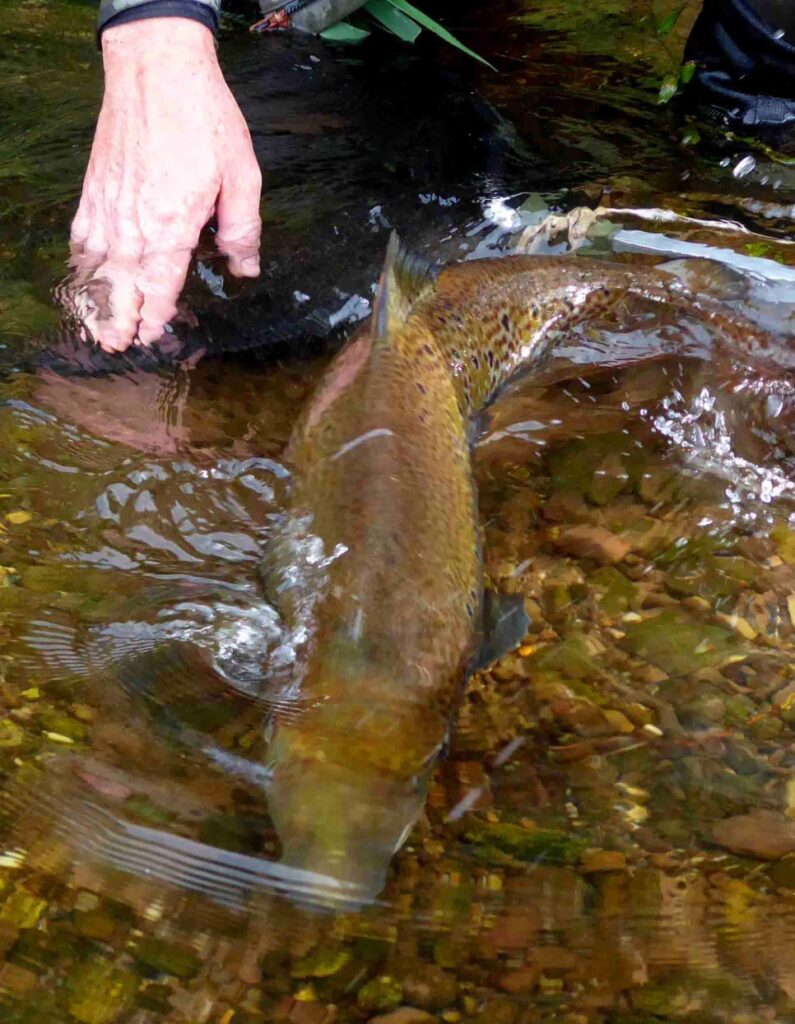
left=0, top=962, right=37, bottom=994
left=552, top=526, right=630, bottom=565
left=530, top=947, right=578, bottom=974
left=711, top=810, right=795, bottom=860
left=580, top=850, right=628, bottom=874
left=367, top=1009, right=436, bottom=1024
left=398, top=965, right=458, bottom=1011
left=0, top=922, right=18, bottom=956
left=496, top=966, right=540, bottom=995
left=289, top=1001, right=338, bottom=1024
left=488, top=909, right=540, bottom=951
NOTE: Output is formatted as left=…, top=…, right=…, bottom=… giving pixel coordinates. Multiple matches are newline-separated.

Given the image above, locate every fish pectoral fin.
left=473, top=591, right=531, bottom=672
left=373, top=232, right=439, bottom=344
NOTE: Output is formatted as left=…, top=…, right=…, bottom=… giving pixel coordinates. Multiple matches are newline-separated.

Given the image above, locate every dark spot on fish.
left=487, top=350, right=495, bottom=368
left=417, top=382, right=427, bottom=394
left=501, top=313, right=511, bottom=332
left=423, top=344, right=433, bottom=356
left=471, top=354, right=479, bottom=369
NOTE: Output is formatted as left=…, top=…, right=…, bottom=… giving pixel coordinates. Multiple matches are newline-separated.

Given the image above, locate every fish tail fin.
left=373, top=232, right=438, bottom=344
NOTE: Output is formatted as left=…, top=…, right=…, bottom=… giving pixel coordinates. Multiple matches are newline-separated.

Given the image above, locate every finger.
left=136, top=248, right=193, bottom=347
left=60, top=246, right=107, bottom=333
left=82, top=255, right=144, bottom=353
left=70, top=193, right=93, bottom=247
left=215, top=162, right=262, bottom=278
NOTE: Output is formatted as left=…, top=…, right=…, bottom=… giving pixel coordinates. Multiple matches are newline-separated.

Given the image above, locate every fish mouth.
left=266, top=749, right=429, bottom=902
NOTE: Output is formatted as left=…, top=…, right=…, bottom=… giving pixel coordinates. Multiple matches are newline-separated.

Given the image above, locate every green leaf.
left=384, top=0, right=495, bottom=68
left=657, top=73, right=678, bottom=105
left=679, top=60, right=696, bottom=84
left=320, top=20, right=371, bottom=42
left=681, top=126, right=701, bottom=146
left=657, top=3, right=687, bottom=36
left=365, top=0, right=421, bottom=42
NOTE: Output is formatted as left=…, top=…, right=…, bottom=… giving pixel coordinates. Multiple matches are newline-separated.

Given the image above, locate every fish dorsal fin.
left=373, top=232, right=438, bottom=344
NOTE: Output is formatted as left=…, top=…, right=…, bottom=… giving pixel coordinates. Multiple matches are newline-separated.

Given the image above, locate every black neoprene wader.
left=683, top=0, right=795, bottom=141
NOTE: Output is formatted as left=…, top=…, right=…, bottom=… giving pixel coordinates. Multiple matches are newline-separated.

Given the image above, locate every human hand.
left=70, top=18, right=262, bottom=353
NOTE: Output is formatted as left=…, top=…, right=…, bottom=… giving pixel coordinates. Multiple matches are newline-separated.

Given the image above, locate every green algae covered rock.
left=292, top=945, right=353, bottom=979
left=73, top=909, right=116, bottom=943
left=0, top=888, right=47, bottom=929
left=0, top=720, right=25, bottom=749
left=357, top=975, right=404, bottom=1012
left=771, top=524, right=795, bottom=563
left=132, top=937, right=201, bottom=979
left=464, top=820, right=588, bottom=866
left=532, top=632, right=601, bottom=681
left=548, top=435, right=641, bottom=506
left=622, top=608, right=739, bottom=676
left=591, top=565, right=638, bottom=615
left=66, top=961, right=138, bottom=1024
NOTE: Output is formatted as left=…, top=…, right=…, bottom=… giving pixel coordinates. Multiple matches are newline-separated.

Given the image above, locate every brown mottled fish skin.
left=265, top=242, right=780, bottom=899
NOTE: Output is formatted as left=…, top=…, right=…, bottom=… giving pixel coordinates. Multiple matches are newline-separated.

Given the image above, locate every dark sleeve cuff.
left=98, top=0, right=220, bottom=40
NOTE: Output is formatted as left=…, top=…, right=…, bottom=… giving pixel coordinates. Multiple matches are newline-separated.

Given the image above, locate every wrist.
left=98, top=0, right=219, bottom=44
left=102, top=15, right=216, bottom=66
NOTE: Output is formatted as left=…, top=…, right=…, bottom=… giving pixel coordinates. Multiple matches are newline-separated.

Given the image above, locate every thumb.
left=216, top=158, right=262, bottom=278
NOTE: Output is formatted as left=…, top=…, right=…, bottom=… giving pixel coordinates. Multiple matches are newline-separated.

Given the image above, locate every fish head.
left=265, top=696, right=447, bottom=903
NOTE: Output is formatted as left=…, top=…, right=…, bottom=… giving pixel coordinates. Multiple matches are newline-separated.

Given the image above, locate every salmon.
left=264, top=236, right=783, bottom=898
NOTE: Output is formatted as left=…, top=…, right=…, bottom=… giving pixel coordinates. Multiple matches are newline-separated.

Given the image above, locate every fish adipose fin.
left=373, top=232, right=439, bottom=343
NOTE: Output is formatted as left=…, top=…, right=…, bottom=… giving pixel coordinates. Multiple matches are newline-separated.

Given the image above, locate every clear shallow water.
left=1, top=1, right=795, bottom=1022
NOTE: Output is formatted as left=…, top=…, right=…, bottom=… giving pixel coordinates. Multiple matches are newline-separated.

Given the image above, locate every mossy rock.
left=0, top=888, right=47, bottom=929
left=771, top=524, right=795, bottom=564
left=723, top=694, right=756, bottom=726
left=464, top=820, right=588, bottom=866
left=356, top=975, right=403, bottom=1012
left=292, top=945, right=352, bottom=979
left=532, top=632, right=601, bottom=681
left=548, top=435, right=642, bottom=506
left=132, top=937, right=201, bottom=979
left=591, top=566, right=638, bottom=615
left=664, top=555, right=758, bottom=605
left=7, top=926, right=60, bottom=973
left=73, top=909, right=116, bottom=943
left=622, top=609, right=738, bottom=676
left=66, top=961, right=139, bottom=1024
left=37, top=709, right=89, bottom=742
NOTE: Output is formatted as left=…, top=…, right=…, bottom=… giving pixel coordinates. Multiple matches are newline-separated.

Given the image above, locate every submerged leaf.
left=657, top=3, right=687, bottom=36
left=679, top=59, right=696, bottom=84
left=657, top=73, right=678, bottom=105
